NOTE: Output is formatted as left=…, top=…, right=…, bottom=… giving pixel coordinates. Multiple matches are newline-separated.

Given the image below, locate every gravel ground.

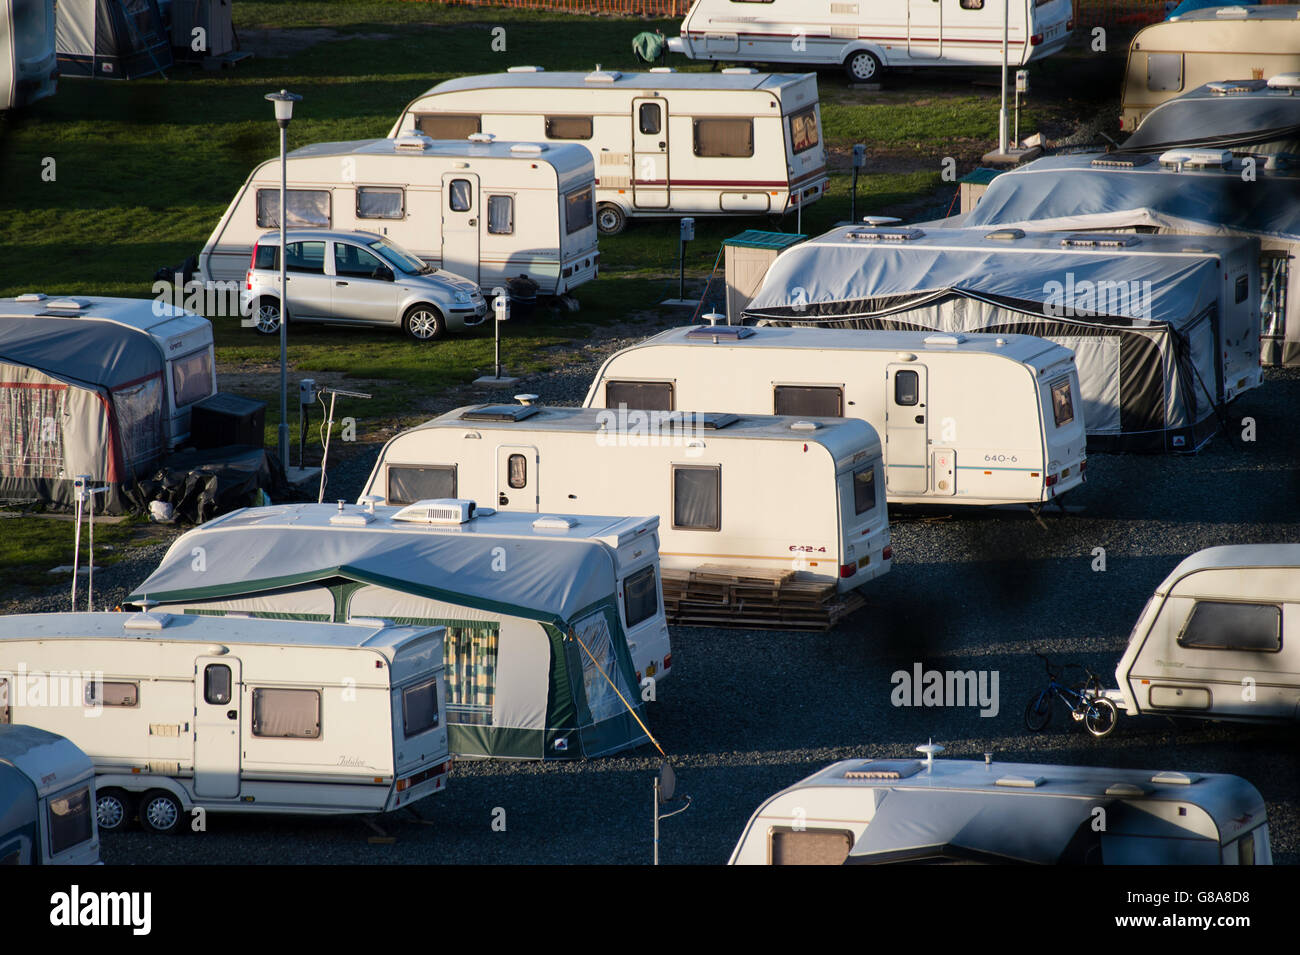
left=10, top=315, right=1299, bottom=866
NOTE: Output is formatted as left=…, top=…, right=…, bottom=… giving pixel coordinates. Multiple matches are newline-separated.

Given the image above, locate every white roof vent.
left=14, top=292, right=47, bottom=302
left=995, top=775, right=1045, bottom=789
left=1151, top=771, right=1200, bottom=786
left=843, top=759, right=922, bottom=780
left=789, top=420, right=821, bottom=431
left=1159, top=148, right=1233, bottom=169
left=124, top=611, right=173, bottom=631
left=924, top=333, right=966, bottom=346
left=533, top=515, right=579, bottom=531
left=585, top=66, right=621, bottom=83
left=721, top=67, right=759, bottom=74
left=393, top=134, right=434, bottom=151
left=1268, top=72, right=1300, bottom=91
left=1207, top=80, right=1265, bottom=95
left=984, top=228, right=1025, bottom=241
left=330, top=507, right=374, bottom=526
left=506, top=65, right=544, bottom=73
left=845, top=228, right=925, bottom=242
left=44, top=298, right=89, bottom=312
left=392, top=498, right=477, bottom=524
left=467, top=132, right=495, bottom=143
left=1105, top=782, right=1148, bottom=797
left=649, top=67, right=676, bottom=73
left=1214, top=5, right=1250, bottom=16
left=509, top=143, right=547, bottom=155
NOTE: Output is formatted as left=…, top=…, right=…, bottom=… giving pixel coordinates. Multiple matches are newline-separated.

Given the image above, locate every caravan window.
left=401, top=678, right=440, bottom=738
left=507, top=453, right=527, bottom=489
left=693, top=118, right=754, bottom=158
left=1146, top=53, right=1183, bottom=93
left=575, top=612, right=633, bottom=725
left=252, top=688, right=321, bottom=738
left=487, top=195, right=515, bottom=235
left=448, top=179, right=473, bottom=213
left=672, top=465, right=721, bottom=531
left=565, top=186, right=594, bottom=235
left=1261, top=253, right=1289, bottom=341
left=172, top=350, right=213, bottom=408
left=605, top=380, right=674, bottom=411
left=853, top=466, right=876, bottom=515
left=286, top=241, right=326, bottom=275
left=894, top=370, right=919, bottom=406
left=256, top=189, right=330, bottom=229
left=788, top=106, right=820, bottom=155
left=769, top=827, right=854, bottom=865
left=0, top=677, right=9, bottom=724
left=545, top=116, right=593, bottom=140
left=639, top=103, right=662, bottom=136
left=1178, top=601, right=1281, bottom=652
left=1050, top=378, right=1075, bottom=427
left=774, top=385, right=842, bottom=417
left=623, top=565, right=659, bottom=628
left=356, top=186, right=404, bottom=220
left=85, top=681, right=138, bottom=707
left=46, top=786, right=93, bottom=856
left=204, top=665, right=232, bottom=706
left=386, top=465, right=457, bottom=506
left=960, top=0, right=985, bottom=8
left=415, top=114, right=481, bottom=139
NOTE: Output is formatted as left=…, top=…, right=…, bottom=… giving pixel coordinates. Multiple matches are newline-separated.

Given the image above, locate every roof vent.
left=585, top=66, right=620, bottom=83
left=984, top=228, right=1025, bottom=241
left=467, top=132, right=495, bottom=143
left=843, top=759, right=922, bottom=780
left=509, top=143, right=546, bottom=155
left=697, top=412, right=739, bottom=430
left=721, top=67, right=759, bottom=74
left=924, top=333, right=966, bottom=346
left=1214, top=5, right=1249, bottom=16
left=1268, top=72, right=1300, bottom=91
left=1207, top=80, right=1265, bottom=95
left=995, top=775, right=1045, bottom=789
left=533, top=515, right=579, bottom=531
left=460, top=404, right=540, bottom=422
left=1105, top=782, right=1148, bottom=797
left=685, top=325, right=754, bottom=341
left=392, top=498, right=477, bottom=525
left=1060, top=234, right=1141, bottom=248
left=124, top=611, right=173, bottom=631
left=14, top=292, right=47, bottom=302
left=789, top=420, right=820, bottom=431
left=845, top=228, right=925, bottom=242
left=43, top=298, right=89, bottom=312
left=1151, top=771, right=1200, bottom=786
left=649, top=66, right=676, bottom=73
left=1159, top=148, right=1232, bottom=169
left=330, top=506, right=374, bottom=526
left=861, top=216, right=902, bottom=227
left=393, top=134, right=434, bottom=152
left=506, top=65, right=544, bottom=73
left=1090, top=154, right=1153, bottom=168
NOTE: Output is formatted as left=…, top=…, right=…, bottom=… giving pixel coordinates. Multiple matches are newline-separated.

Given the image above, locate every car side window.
left=334, top=243, right=387, bottom=279
left=285, top=241, right=326, bottom=275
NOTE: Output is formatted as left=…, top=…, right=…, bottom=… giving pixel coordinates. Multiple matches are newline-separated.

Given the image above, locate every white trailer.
left=729, top=747, right=1272, bottom=865
left=0, top=612, right=450, bottom=833
left=360, top=404, right=892, bottom=591
left=666, top=0, right=1073, bottom=81
left=198, top=135, right=600, bottom=297
left=388, top=67, right=828, bottom=235
left=2, top=0, right=57, bottom=109
left=1121, top=5, right=1300, bottom=131
left=584, top=325, right=1086, bottom=507
left=1110, top=545, right=1300, bottom=726
left=126, top=500, right=667, bottom=760
left=0, top=724, right=99, bottom=865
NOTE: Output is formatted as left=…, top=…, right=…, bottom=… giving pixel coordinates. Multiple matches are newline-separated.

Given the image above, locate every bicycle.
left=1024, top=652, right=1118, bottom=738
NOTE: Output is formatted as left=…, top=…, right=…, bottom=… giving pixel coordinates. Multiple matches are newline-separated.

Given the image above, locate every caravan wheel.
left=596, top=203, right=627, bottom=236
left=138, top=790, right=184, bottom=835
left=95, top=789, right=135, bottom=833
left=254, top=297, right=283, bottom=335
left=844, top=50, right=883, bottom=83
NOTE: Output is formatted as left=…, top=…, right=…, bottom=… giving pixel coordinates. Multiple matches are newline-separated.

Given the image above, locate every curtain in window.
left=445, top=624, right=498, bottom=725
left=171, top=351, right=212, bottom=408
left=0, top=383, right=67, bottom=479
left=487, top=195, right=514, bottom=235
left=416, top=114, right=481, bottom=140
left=673, top=466, right=720, bottom=529
left=256, top=189, right=330, bottom=228
left=694, top=119, right=753, bottom=158
left=252, top=688, right=320, bottom=738
left=357, top=187, right=403, bottom=220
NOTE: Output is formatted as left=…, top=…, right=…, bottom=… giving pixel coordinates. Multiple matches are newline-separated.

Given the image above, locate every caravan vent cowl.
left=393, top=134, right=434, bottom=152
left=924, top=334, right=966, bottom=346
left=1159, top=149, right=1232, bottom=169
left=995, top=775, right=1045, bottom=789
left=392, top=499, right=477, bottom=524
left=533, top=515, right=579, bottom=531
left=843, top=759, right=922, bottom=780
left=1151, top=771, right=1200, bottom=786
left=1268, top=72, right=1300, bottom=90
left=124, top=611, right=174, bottom=631
left=845, top=228, right=924, bottom=242
left=506, top=65, right=544, bottom=73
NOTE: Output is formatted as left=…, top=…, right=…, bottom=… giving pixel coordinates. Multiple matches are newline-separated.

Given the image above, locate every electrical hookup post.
left=473, top=289, right=520, bottom=387
left=660, top=218, right=697, bottom=307
left=653, top=761, right=692, bottom=865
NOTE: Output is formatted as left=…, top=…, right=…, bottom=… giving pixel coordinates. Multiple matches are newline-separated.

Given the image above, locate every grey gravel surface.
left=10, top=322, right=1299, bottom=866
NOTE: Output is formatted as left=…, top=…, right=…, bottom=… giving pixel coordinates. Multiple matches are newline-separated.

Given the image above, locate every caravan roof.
left=1120, top=78, right=1300, bottom=154
left=1170, top=3, right=1300, bottom=20
left=419, top=68, right=813, bottom=96
left=0, top=725, right=94, bottom=801
left=284, top=137, right=594, bottom=178
left=1154, top=543, right=1300, bottom=598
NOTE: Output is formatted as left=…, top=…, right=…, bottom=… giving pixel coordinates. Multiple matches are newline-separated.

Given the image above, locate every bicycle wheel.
left=1084, top=698, right=1119, bottom=738
left=1024, top=691, right=1053, bottom=732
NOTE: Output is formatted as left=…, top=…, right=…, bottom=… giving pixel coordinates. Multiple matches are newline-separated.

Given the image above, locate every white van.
left=1120, top=5, right=1300, bottom=131
left=584, top=325, right=1086, bottom=507
left=2, top=0, right=57, bottom=109
left=0, top=612, right=450, bottom=833
left=666, top=0, right=1073, bottom=81
left=729, top=747, right=1272, bottom=865
left=198, top=135, right=600, bottom=297
left=389, top=67, right=828, bottom=234
left=0, top=725, right=100, bottom=865
left=1111, top=545, right=1300, bottom=725
left=360, top=403, right=892, bottom=591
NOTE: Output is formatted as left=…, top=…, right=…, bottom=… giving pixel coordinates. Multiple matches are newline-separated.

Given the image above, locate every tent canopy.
left=55, top=0, right=171, bottom=79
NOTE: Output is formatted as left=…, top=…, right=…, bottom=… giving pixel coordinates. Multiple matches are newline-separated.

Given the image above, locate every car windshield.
left=367, top=238, right=432, bottom=275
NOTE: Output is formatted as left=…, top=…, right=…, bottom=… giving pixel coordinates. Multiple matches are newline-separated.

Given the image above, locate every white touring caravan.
left=744, top=226, right=1262, bottom=452
left=361, top=404, right=892, bottom=591
left=127, top=500, right=667, bottom=760
left=0, top=612, right=451, bottom=833
left=584, top=325, right=1086, bottom=508
left=388, top=67, right=828, bottom=234
left=1110, top=545, right=1300, bottom=726
left=2, top=0, right=57, bottom=109
left=198, top=136, right=600, bottom=297
left=0, top=725, right=100, bottom=865
left=666, top=0, right=1073, bottom=81
left=1120, top=5, right=1300, bottom=131
left=952, top=151, right=1300, bottom=367
left=729, top=747, right=1272, bottom=865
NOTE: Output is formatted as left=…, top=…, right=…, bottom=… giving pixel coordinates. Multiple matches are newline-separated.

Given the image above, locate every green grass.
left=0, top=516, right=145, bottom=590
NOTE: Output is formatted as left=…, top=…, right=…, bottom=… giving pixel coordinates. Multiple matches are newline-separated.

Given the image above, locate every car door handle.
left=915, top=415, right=925, bottom=424
left=226, top=710, right=237, bottom=720
left=335, top=281, right=348, bottom=287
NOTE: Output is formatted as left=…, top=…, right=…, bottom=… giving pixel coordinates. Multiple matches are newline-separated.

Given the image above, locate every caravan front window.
left=402, top=678, right=440, bottom=738
left=623, top=565, right=659, bottom=628
left=545, top=116, right=593, bottom=141
left=387, top=464, right=456, bottom=506
left=788, top=106, right=820, bottom=155
left=565, top=187, right=594, bottom=235
left=606, top=380, right=674, bottom=411
left=172, top=350, right=213, bottom=408
left=1178, top=601, right=1281, bottom=652
left=256, top=189, right=330, bottom=229
left=774, top=385, right=842, bottom=417
left=46, top=786, right=93, bottom=856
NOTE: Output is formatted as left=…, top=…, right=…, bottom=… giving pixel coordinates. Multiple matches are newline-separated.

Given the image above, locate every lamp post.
left=998, top=0, right=1010, bottom=155
left=265, top=89, right=302, bottom=477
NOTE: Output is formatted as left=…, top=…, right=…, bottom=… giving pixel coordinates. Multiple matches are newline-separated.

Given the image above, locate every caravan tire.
left=138, top=790, right=184, bottom=835
left=95, top=789, right=135, bottom=833
left=596, top=203, right=627, bottom=236
left=843, top=50, right=883, bottom=83
left=403, top=305, right=446, bottom=341
left=254, top=297, right=283, bottom=335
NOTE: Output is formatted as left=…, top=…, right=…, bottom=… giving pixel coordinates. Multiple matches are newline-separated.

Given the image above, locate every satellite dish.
left=658, top=761, right=676, bottom=803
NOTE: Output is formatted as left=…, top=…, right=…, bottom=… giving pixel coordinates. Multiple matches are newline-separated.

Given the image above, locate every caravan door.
left=495, top=445, right=539, bottom=511
left=885, top=364, right=929, bottom=494
left=193, top=657, right=242, bottom=799
left=908, top=0, right=943, bottom=60
left=441, top=173, right=481, bottom=284
left=632, top=97, right=670, bottom=210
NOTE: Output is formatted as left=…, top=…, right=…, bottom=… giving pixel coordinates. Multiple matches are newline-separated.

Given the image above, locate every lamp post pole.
left=266, top=89, right=302, bottom=477
left=999, top=0, right=1010, bottom=155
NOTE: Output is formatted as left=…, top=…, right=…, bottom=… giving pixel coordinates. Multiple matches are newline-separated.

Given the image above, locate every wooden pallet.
left=661, top=564, right=866, bottom=631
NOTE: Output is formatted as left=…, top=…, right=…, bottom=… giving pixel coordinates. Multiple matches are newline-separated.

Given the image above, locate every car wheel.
left=844, top=50, right=883, bottom=83
left=254, top=297, right=283, bottom=335
left=403, top=304, right=446, bottom=342
left=596, top=203, right=627, bottom=236
left=96, top=788, right=134, bottom=833
left=138, top=789, right=184, bottom=835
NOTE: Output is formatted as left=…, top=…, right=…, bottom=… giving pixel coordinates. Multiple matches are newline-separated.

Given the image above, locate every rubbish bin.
left=507, top=275, right=539, bottom=320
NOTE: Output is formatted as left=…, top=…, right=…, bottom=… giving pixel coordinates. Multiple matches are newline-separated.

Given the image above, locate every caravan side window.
left=605, top=380, right=674, bottom=411
left=256, top=189, right=330, bottom=229
left=487, top=195, right=514, bottom=235
left=414, top=114, right=481, bottom=139
left=545, top=116, right=593, bottom=140
left=638, top=103, right=662, bottom=136
left=386, top=464, right=457, bottom=506
left=769, top=827, right=854, bottom=865
left=1177, top=601, right=1281, bottom=652
left=773, top=385, right=842, bottom=417
left=0, top=677, right=10, bottom=724
left=252, top=688, right=321, bottom=739
left=693, top=118, right=754, bottom=158
left=356, top=186, right=405, bottom=220
left=85, top=681, right=139, bottom=707
left=672, top=465, right=721, bottom=531
left=623, top=565, right=659, bottom=628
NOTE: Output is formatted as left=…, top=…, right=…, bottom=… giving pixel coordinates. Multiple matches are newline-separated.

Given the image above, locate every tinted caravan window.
left=204, top=664, right=232, bottom=706
left=605, top=380, right=674, bottom=411
left=853, top=466, right=876, bottom=515
left=693, top=118, right=754, bottom=158
left=673, top=465, right=721, bottom=530
left=1178, top=601, right=1281, bottom=652
left=47, top=787, right=93, bottom=855
left=623, top=565, right=659, bottom=627
left=774, top=385, right=842, bottom=417
left=415, top=114, right=481, bottom=139
left=402, top=679, right=440, bottom=738
left=894, top=370, right=919, bottom=406
left=1050, top=378, right=1075, bottom=427
left=387, top=465, right=457, bottom=505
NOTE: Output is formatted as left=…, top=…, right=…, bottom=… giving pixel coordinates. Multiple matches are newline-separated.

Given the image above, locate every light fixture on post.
left=265, top=88, right=302, bottom=479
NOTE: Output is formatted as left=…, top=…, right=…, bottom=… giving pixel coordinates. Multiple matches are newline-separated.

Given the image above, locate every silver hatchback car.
left=241, top=229, right=488, bottom=340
